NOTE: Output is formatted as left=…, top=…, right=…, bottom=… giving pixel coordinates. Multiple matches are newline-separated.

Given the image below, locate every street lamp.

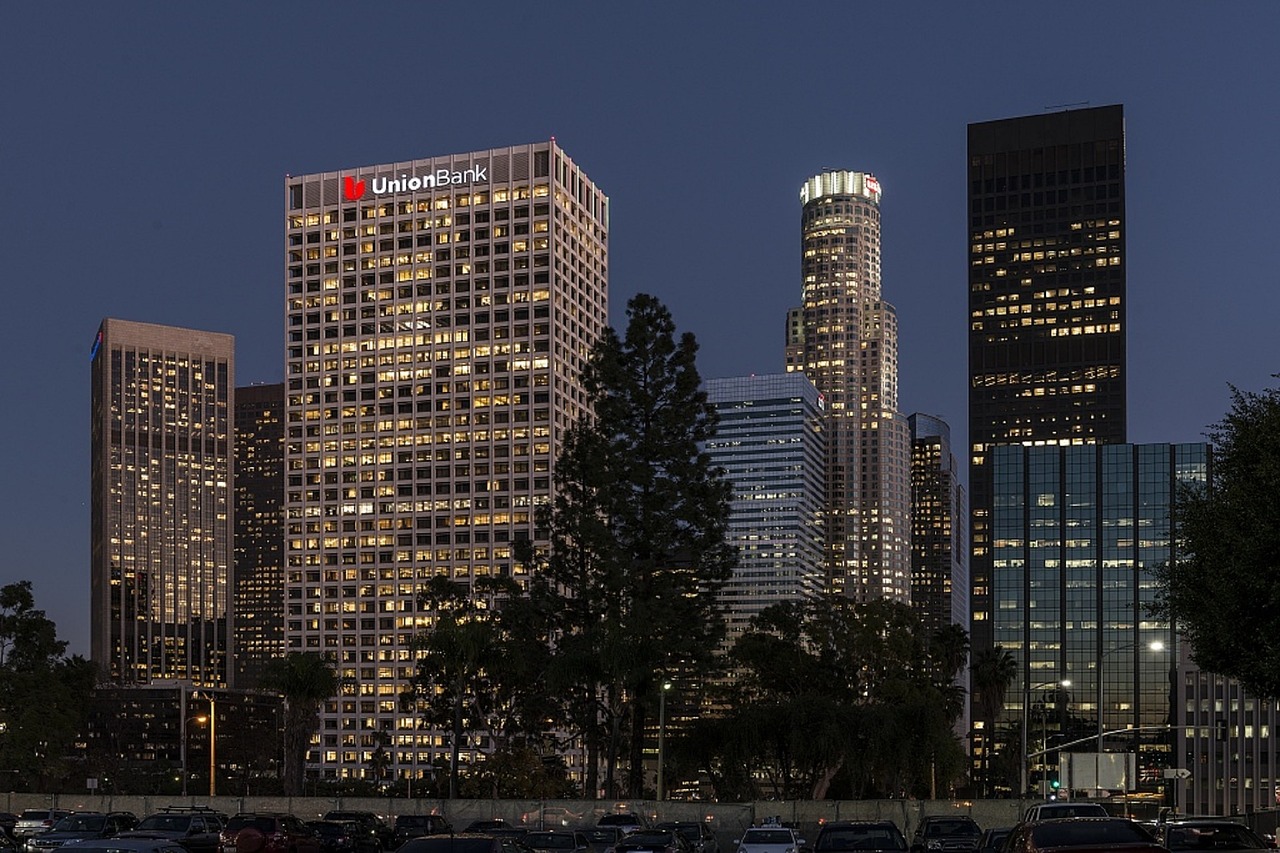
left=656, top=680, right=673, bottom=802
left=1092, top=639, right=1168, bottom=796
left=191, top=691, right=217, bottom=797
left=1021, top=677, right=1070, bottom=796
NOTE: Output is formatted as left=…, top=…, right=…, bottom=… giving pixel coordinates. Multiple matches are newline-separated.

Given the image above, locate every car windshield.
left=57, top=816, right=107, bottom=832
left=1030, top=822, right=1150, bottom=848
left=1165, top=825, right=1267, bottom=851
left=817, top=828, right=905, bottom=852
left=225, top=818, right=277, bottom=834
left=743, top=831, right=795, bottom=844
left=583, top=830, right=621, bottom=843
left=926, top=823, right=980, bottom=838
left=21, top=813, right=52, bottom=821
left=622, top=832, right=673, bottom=845
left=526, top=834, right=577, bottom=849
left=136, top=818, right=190, bottom=832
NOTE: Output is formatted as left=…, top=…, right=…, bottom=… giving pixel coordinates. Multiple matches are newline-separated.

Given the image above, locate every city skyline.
left=3, top=4, right=1278, bottom=656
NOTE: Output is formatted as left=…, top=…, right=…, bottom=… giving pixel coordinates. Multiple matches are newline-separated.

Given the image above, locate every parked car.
left=582, top=828, right=626, bottom=853
left=655, top=823, right=718, bottom=853
left=306, top=822, right=361, bottom=853
left=521, top=810, right=582, bottom=831
left=13, top=813, right=72, bottom=842
left=1020, top=805, right=1109, bottom=823
left=465, top=822, right=514, bottom=835
left=976, top=828, right=1011, bottom=853
left=1, top=816, right=18, bottom=840
left=61, top=840, right=189, bottom=853
left=320, top=813, right=392, bottom=853
left=116, top=807, right=225, bottom=853
left=26, top=812, right=138, bottom=852
left=524, top=831, right=591, bottom=853
left=218, top=814, right=320, bottom=853
left=607, top=831, right=693, bottom=853
left=811, top=822, right=908, bottom=853
left=734, top=827, right=805, bottom=853
left=1158, top=820, right=1271, bottom=852
left=1003, top=818, right=1162, bottom=853
left=597, top=816, right=648, bottom=837
left=392, top=816, right=453, bottom=849
left=398, top=836, right=529, bottom=853
left=911, top=817, right=982, bottom=853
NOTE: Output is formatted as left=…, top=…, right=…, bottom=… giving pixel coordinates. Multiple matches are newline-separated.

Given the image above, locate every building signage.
left=343, top=165, right=489, bottom=201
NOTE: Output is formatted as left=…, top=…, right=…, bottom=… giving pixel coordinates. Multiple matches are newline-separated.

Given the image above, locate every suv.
left=596, top=815, right=647, bottom=836
left=118, top=808, right=225, bottom=853
left=392, top=817, right=452, bottom=849
left=911, top=817, right=981, bottom=853
left=1020, top=803, right=1108, bottom=823
left=321, top=813, right=392, bottom=853
left=219, top=814, right=320, bottom=853
left=655, top=823, right=719, bottom=853
left=13, top=813, right=71, bottom=842
left=25, top=812, right=137, bottom=852
left=812, top=822, right=908, bottom=853
left=1158, top=819, right=1270, bottom=852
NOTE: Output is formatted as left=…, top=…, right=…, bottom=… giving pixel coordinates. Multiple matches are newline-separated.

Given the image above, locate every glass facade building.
left=90, top=318, right=234, bottom=687
left=990, top=442, right=1206, bottom=799
left=908, top=413, right=967, bottom=637
left=703, top=374, right=827, bottom=656
left=283, top=141, right=607, bottom=781
left=968, top=105, right=1127, bottom=654
left=787, top=170, right=910, bottom=602
left=233, top=382, right=285, bottom=689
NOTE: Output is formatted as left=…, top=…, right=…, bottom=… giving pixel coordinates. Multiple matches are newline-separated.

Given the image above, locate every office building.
left=90, top=318, right=234, bottom=687
left=908, top=413, right=967, bottom=636
left=233, top=382, right=285, bottom=689
left=987, top=443, right=1205, bottom=800
left=787, top=170, right=911, bottom=602
left=284, top=141, right=607, bottom=780
left=968, top=105, right=1127, bottom=654
left=703, top=373, right=827, bottom=655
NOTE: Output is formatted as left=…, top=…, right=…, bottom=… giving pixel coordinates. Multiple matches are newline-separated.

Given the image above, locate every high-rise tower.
left=967, top=105, right=1127, bottom=652
left=90, top=318, right=234, bottom=687
left=788, top=171, right=910, bottom=601
left=233, top=382, right=285, bottom=689
left=284, top=141, right=607, bottom=780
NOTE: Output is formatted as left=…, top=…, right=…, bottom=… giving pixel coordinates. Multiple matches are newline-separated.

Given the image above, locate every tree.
left=969, top=646, right=1018, bottom=795
left=259, top=651, right=339, bottom=796
left=0, top=581, right=95, bottom=792
left=718, top=596, right=969, bottom=800
left=530, top=293, right=735, bottom=797
left=1155, top=381, right=1280, bottom=697
left=400, top=575, right=516, bottom=799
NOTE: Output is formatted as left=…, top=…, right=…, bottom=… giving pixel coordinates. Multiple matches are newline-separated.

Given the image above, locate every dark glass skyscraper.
left=968, top=105, right=1127, bottom=653
left=233, top=382, right=285, bottom=689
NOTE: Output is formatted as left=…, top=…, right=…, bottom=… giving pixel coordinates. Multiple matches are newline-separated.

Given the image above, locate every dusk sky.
left=3, top=3, right=1277, bottom=657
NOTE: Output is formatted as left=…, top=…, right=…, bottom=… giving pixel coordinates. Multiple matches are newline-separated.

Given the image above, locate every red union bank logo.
left=343, top=176, right=367, bottom=201
left=341, top=165, right=488, bottom=200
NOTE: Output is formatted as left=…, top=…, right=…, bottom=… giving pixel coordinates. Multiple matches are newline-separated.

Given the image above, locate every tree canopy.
left=0, top=581, right=95, bottom=792
left=1155, top=380, right=1280, bottom=697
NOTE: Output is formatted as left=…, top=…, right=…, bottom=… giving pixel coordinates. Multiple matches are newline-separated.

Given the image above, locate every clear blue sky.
left=3, top=2, right=1276, bottom=656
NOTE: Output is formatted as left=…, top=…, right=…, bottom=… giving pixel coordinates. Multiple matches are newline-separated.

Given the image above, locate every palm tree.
left=969, top=646, right=1018, bottom=795
left=259, top=651, right=339, bottom=796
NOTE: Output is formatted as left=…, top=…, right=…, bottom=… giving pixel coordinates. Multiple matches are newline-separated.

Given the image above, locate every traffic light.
left=1049, top=771, right=1061, bottom=791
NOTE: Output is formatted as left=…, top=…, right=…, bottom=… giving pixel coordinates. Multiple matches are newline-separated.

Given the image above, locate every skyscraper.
left=908, top=413, right=967, bottom=637
left=284, top=141, right=607, bottom=780
left=90, top=318, right=234, bottom=687
left=988, top=443, right=1204, bottom=798
left=968, top=105, right=1127, bottom=652
left=703, top=373, right=827, bottom=655
left=788, top=171, right=910, bottom=601
left=233, top=382, right=285, bottom=689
